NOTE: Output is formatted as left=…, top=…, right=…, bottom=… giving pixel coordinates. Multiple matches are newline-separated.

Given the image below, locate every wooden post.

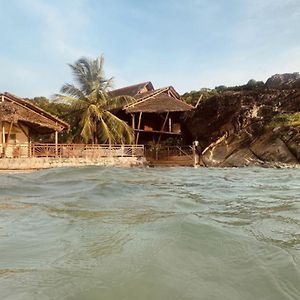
left=29, top=139, right=32, bottom=158
left=195, top=95, right=203, bottom=108
left=1, top=96, right=5, bottom=156
left=3, top=121, right=13, bottom=157
left=169, top=117, right=172, bottom=132
left=55, top=131, right=58, bottom=157
left=1, top=122, right=5, bottom=143
left=135, top=112, right=143, bottom=145
left=121, top=144, right=124, bottom=157
left=131, top=114, right=136, bottom=149
left=131, top=114, right=135, bottom=129
left=157, top=112, right=169, bottom=145
left=193, top=141, right=200, bottom=168
left=0, top=122, right=4, bottom=156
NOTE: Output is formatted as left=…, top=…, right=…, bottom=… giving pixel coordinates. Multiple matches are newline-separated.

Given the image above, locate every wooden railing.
left=1, top=144, right=144, bottom=158
left=0, top=144, right=30, bottom=158
left=32, top=144, right=144, bottom=158
left=145, top=145, right=193, bottom=161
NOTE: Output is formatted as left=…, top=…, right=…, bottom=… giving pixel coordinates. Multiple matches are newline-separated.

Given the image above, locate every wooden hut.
left=112, top=82, right=193, bottom=144
left=0, top=92, right=69, bottom=157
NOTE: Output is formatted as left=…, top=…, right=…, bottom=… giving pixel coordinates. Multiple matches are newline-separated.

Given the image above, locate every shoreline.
left=0, top=157, right=147, bottom=172
left=0, top=161, right=299, bottom=174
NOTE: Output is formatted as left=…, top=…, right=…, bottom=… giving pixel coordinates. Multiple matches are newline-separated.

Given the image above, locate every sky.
left=0, top=0, right=300, bottom=98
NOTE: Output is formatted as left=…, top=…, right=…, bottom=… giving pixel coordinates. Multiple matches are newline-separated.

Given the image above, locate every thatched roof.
left=124, top=86, right=193, bottom=113
left=110, top=82, right=154, bottom=97
left=0, top=92, right=69, bottom=134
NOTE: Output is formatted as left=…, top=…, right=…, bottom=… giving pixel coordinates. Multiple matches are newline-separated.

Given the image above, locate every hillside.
left=182, top=73, right=300, bottom=167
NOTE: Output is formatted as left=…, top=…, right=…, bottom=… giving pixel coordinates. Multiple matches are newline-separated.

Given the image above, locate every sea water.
left=0, top=167, right=299, bottom=300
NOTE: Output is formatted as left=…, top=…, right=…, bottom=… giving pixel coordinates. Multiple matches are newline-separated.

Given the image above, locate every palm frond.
left=105, top=95, right=137, bottom=110
left=102, top=111, right=134, bottom=144
left=59, top=83, right=90, bottom=102
left=80, top=105, right=97, bottom=142
left=59, top=54, right=133, bottom=144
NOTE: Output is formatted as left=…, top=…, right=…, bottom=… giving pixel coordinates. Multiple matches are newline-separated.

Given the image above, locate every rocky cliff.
left=183, top=73, right=300, bottom=167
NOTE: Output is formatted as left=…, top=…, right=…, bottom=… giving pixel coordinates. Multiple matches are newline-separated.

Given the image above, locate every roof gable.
left=0, top=92, right=69, bottom=133
left=125, top=87, right=193, bottom=113
left=110, top=82, right=154, bottom=97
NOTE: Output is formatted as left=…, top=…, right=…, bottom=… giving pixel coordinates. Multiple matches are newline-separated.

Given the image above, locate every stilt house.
left=112, top=82, right=193, bottom=144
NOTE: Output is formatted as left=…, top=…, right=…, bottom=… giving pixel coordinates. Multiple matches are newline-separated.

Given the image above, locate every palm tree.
left=55, top=55, right=135, bottom=144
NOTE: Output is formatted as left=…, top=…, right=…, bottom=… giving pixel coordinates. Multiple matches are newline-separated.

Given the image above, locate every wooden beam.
left=135, top=112, right=143, bottom=144
left=157, top=112, right=169, bottom=144
left=3, top=121, right=14, bottom=157
left=0, top=121, right=3, bottom=144
left=124, top=87, right=168, bottom=110
left=160, top=112, right=169, bottom=132
left=16, top=123, right=29, bottom=138
left=1, top=121, right=4, bottom=156
left=137, top=112, right=143, bottom=129
left=131, top=114, right=135, bottom=129
left=1, top=122, right=5, bottom=144
left=55, top=131, right=58, bottom=157
left=195, top=95, right=203, bottom=108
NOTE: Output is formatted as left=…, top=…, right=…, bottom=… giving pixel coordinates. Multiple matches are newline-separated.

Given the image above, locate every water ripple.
left=0, top=167, right=299, bottom=299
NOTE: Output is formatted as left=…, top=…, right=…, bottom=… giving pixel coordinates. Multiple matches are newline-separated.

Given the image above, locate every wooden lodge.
left=0, top=92, right=69, bottom=158
left=112, top=82, right=194, bottom=145
left=0, top=83, right=196, bottom=166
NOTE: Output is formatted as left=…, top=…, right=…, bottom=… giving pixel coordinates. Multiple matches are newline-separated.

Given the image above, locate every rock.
left=265, top=72, right=300, bottom=89
left=250, top=132, right=299, bottom=164
left=183, top=80, right=300, bottom=167
left=220, top=148, right=263, bottom=167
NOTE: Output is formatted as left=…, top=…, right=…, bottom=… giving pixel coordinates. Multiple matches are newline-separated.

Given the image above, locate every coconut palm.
left=55, top=55, right=135, bottom=144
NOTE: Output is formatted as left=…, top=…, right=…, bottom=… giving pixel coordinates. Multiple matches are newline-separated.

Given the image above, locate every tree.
left=55, top=55, right=135, bottom=144
left=215, top=85, right=227, bottom=92
left=181, top=88, right=218, bottom=106
left=247, top=79, right=257, bottom=86
left=26, top=96, right=72, bottom=143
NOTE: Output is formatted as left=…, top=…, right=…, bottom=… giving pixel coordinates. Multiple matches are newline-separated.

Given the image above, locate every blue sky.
left=0, top=0, right=300, bottom=97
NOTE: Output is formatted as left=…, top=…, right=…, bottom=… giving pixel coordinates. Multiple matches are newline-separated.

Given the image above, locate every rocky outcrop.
left=183, top=74, right=300, bottom=167
left=265, top=72, right=300, bottom=89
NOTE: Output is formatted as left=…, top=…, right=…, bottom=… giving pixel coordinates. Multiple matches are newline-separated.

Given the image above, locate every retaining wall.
left=0, top=157, right=147, bottom=170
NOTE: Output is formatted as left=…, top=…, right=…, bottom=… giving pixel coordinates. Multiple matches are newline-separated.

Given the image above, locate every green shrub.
left=269, top=112, right=300, bottom=127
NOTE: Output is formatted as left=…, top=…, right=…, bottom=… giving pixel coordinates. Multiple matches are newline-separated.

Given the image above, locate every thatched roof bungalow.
left=0, top=92, right=69, bottom=157
left=113, top=83, right=193, bottom=144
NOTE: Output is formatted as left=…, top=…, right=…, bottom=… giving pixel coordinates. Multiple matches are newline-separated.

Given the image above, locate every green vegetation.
left=181, top=79, right=265, bottom=105
left=26, top=96, right=77, bottom=142
left=55, top=54, right=135, bottom=144
left=181, top=88, right=218, bottom=106
left=269, top=112, right=300, bottom=127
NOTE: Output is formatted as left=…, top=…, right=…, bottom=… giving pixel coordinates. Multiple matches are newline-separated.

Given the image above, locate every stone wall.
left=0, top=157, right=147, bottom=170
